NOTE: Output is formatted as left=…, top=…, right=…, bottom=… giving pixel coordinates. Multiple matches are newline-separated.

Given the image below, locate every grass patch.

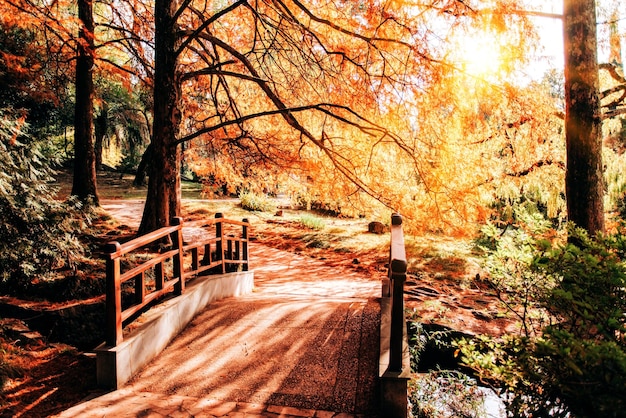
left=299, top=213, right=326, bottom=230
left=404, top=235, right=479, bottom=279
left=424, top=256, right=467, bottom=274
left=239, top=191, right=277, bottom=213
left=183, top=200, right=251, bottom=220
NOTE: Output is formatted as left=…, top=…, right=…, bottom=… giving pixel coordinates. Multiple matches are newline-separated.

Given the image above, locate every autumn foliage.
left=0, top=0, right=584, bottom=235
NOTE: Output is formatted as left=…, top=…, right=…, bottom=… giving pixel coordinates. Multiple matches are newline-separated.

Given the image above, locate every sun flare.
left=457, top=35, right=503, bottom=77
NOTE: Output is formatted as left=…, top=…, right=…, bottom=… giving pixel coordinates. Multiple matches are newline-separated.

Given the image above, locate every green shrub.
left=460, top=223, right=626, bottom=417
left=0, top=109, right=86, bottom=292
left=475, top=205, right=556, bottom=336
left=408, top=318, right=455, bottom=372
left=407, top=316, right=486, bottom=418
left=239, top=191, right=277, bottom=213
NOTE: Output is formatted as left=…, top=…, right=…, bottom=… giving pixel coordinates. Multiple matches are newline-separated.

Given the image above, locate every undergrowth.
left=0, top=109, right=92, bottom=295
left=457, top=204, right=626, bottom=418
left=408, top=317, right=487, bottom=418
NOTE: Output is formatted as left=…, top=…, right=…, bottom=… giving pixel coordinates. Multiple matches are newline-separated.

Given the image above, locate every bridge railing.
left=387, top=213, right=407, bottom=372
left=380, top=213, right=410, bottom=418
left=103, top=213, right=249, bottom=346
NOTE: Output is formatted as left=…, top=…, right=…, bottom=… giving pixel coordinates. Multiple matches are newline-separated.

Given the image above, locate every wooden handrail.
left=104, top=213, right=250, bottom=347
left=105, top=224, right=182, bottom=259
left=388, top=213, right=407, bottom=372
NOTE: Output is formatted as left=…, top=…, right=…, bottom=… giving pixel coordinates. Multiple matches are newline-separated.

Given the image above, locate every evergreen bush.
left=0, top=109, right=85, bottom=293
left=460, top=219, right=626, bottom=417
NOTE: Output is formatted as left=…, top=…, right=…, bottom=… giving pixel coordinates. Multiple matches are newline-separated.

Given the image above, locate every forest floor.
left=0, top=170, right=517, bottom=417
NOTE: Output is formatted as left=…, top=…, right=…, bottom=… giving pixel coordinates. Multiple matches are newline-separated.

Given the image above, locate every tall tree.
left=563, top=0, right=604, bottom=235
left=71, top=0, right=99, bottom=204
left=138, top=0, right=181, bottom=232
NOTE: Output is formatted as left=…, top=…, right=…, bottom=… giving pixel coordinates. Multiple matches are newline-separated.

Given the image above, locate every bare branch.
left=600, top=63, right=626, bottom=84
left=175, top=0, right=247, bottom=57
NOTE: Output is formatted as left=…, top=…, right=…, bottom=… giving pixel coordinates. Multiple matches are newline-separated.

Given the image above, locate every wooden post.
left=105, top=241, right=122, bottom=346
left=226, top=238, right=233, bottom=272
left=242, top=219, right=249, bottom=271
left=389, top=213, right=407, bottom=372
left=171, top=217, right=185, bottom=295
left=215, top=213, right=225, bottom=273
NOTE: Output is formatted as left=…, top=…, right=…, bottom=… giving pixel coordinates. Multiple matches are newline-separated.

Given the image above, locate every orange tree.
left=0, top=2, right=75, bottom=136
left=110, top=0, right=534, bottom=234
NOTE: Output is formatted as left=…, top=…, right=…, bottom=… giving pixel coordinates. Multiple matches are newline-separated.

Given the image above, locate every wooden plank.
left=106, top=224, right=182, bottom=259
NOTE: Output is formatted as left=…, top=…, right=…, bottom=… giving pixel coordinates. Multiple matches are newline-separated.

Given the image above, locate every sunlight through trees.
left=0, top=0, right=625, bottom=234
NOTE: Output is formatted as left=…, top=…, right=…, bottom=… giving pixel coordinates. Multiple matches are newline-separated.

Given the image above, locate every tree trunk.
left=71, top=0, right=99, bottom=205
left=138, top=0, right=181, bottom=234
left=94, top=104, right=108, bottom=171
left=133, top=143, right=153, bottom=186
left=563, top=0, right=604, bottom=235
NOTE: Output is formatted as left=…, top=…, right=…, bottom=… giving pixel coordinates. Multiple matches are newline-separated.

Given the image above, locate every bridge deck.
left=54, top=243, right=382, bottom=417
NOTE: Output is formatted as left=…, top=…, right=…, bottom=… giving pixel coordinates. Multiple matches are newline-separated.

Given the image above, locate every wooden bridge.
left=62, top=213, right=411, bottom=417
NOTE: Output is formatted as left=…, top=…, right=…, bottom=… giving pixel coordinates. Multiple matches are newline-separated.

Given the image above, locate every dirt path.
left=101, top=199, right=145, bottom=228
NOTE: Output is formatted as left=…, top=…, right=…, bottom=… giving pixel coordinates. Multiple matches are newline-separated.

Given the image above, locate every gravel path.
left=125, top=243, right=382, bottom=415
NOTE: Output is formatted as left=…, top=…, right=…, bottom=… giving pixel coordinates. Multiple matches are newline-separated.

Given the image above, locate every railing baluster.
left=171, top=217, right=184, bottom=294
left=215, top=213, right=225, bottom=274
left=242, top=218, right=249, bottom=271
left=203, top=243, right=211, bottom=265
left=227, top=238, right=233, bottom=271
left=191, top=247, right=199, bottom=271
left=155, top=261, right=164, bottom=291
left=135, top=272, right=145, bottom=304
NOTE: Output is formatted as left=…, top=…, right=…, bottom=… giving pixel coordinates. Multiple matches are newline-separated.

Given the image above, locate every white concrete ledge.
left=96, top=270, right=254, bottom=389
